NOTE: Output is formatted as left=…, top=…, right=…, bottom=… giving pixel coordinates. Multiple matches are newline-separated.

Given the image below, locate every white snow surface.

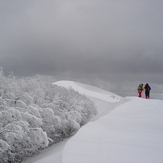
left=24, top=80, right=163, bottom=163
left=53, top=80, right=121, bottom=103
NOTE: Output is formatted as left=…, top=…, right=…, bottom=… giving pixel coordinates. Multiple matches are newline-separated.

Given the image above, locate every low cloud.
left=1, top=0, right=163, bottom=96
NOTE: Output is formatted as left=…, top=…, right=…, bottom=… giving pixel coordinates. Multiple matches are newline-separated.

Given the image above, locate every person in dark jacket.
left=144, top=83, right=151, bottom=99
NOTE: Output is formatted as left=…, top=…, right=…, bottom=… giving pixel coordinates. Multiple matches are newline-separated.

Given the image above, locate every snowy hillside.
left=53, top=80, right=121, bottom=103
left=24, top=81, right=163, bottom=163
left=62, top=97, right=163, bottom=163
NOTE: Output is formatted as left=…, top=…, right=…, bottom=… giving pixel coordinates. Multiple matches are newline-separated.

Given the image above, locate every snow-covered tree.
left=0, top=69, right=97, bottom=162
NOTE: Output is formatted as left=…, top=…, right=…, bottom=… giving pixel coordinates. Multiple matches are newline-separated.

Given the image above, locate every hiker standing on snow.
left=144, top=83, right=151, bottom=99
left=137, top=83, right=145, bottom=98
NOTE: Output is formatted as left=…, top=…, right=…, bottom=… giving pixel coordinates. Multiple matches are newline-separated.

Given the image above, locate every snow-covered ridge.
left=53, top=80, right=121, bottom=103
left=62, top=97, right=163, bottom=163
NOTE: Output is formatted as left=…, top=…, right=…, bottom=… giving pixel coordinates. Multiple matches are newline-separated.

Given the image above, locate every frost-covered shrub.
left=8, top=108, right=22, bottom=121
left=0, top=110, right=17, bottom=126
left=27, top=128, right=49, bottom=149
left=1, top=120, right=49, bottom=162
left=0, top=98, right=7, bottom=107
left=0, top=69, right=97, bottom=162
left=40, top=108, right=60, bottom=125
left=40, top=107, right=61, bottom=140
left=61, top=119, right=80, bottom=137
left=53, top=110, right=65, bottom=119
left=20, top=92, right=33, bottom=105
left=15, top=100, right=26, bottom=108
left=4, top=124, right=26, bottom=151
left=13, top=120, right=29, bottom=132
left=41, top=102, right=56, bottom=110
left=65, top=111, right=82, bottom=124
left=76, top=99, right=97, bottom=125
left=0, top=139, right=10, bottom=152
left=25, top=105, right=41, bottom=118
left=68, top=119, right=80, bottom=135
left=22, top=112, right=43, bottom=128
left=54, top=99, right=69, bottom=111
left=0, top=139, right=14, bottom=163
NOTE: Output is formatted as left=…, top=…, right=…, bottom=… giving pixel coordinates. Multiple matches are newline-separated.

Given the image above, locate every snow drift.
left=62, top=97, right=163, bottom=163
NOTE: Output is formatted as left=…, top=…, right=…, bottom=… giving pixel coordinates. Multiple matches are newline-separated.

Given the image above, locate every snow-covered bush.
left=0, top=139, right=14, bottom=163
left=25, top=105, right=41, bottom=118
left=27, top=128, right=49, bottom=149
left=61, top=119, right=80, bottom=136
left=0, top=108, right=22, bottom=126
left=40, top=107, right=61, bottom=140
left=19, top=93, right=33, bottom=105
left=66, top=110, right=82, bottom=124
left=22, top=112, right=43, bottom=128
left=0, top=69, right=97, bottom=162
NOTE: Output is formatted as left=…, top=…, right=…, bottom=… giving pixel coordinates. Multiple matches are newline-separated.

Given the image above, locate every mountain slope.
left=24, top=81, right=163, bottom=163
left=53, top=80, right=121, bottom=103
left=62, top=97, right=163, bottom=163
left=24, top=80, right=123, bottom=163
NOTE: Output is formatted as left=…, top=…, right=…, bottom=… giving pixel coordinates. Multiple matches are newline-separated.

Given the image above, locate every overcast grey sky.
left=1, top=0, right=163, bottom=96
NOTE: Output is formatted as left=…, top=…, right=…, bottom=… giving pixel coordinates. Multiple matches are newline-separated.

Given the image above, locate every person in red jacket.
left=137, top=83, right=145, bottom=98
left=144, top=83, right=151, bottom=99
